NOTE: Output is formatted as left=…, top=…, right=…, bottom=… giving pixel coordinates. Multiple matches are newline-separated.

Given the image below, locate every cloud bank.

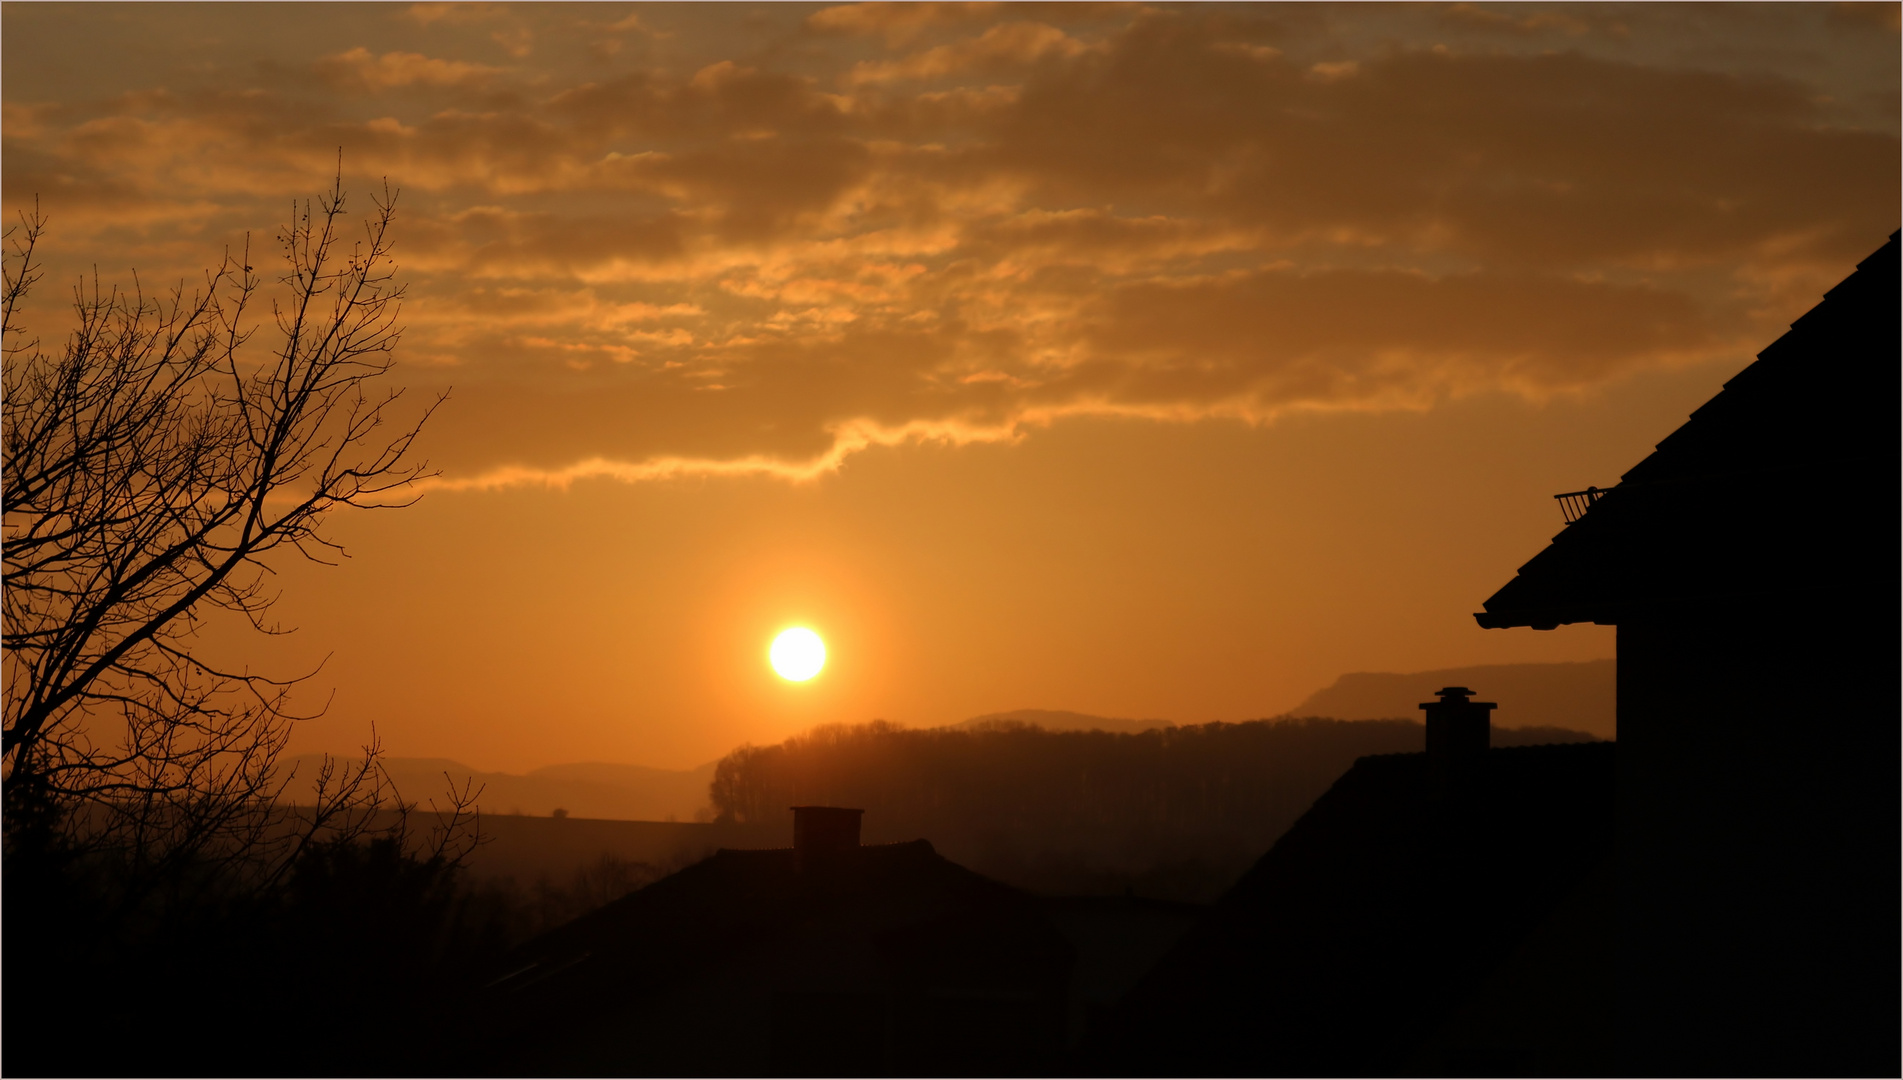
left=4, top=2, right=1896, bottom=487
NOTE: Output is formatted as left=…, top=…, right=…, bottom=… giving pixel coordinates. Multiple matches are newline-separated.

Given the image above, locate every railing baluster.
left=1553, top=485, right=1603, bottom=524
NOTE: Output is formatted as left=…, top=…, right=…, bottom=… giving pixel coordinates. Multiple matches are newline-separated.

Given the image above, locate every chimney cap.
left=1421, top=686, right=1493, bottom=763
left=1419, top=686, right=1497, bottom=710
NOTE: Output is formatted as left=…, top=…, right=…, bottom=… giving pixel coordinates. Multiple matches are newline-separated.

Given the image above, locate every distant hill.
left=710, top=717, right=1599, bottom=901
left=280, top=755, right=718, bottom=822
left=273, top=660, right=1607, bottom=828
left=959, top=663, right=1614, bottom=740
left=955, top=708, right=1174, bottom=735
left=1290, top=660, right=1615, bottom=740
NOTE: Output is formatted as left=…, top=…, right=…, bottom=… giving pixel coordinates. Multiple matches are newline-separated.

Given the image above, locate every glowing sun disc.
left=770, top=628, right=826, bottom=681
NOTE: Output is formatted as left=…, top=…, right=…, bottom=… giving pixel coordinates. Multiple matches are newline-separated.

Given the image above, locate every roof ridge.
left=1476, top=230, right=1898, bottom=629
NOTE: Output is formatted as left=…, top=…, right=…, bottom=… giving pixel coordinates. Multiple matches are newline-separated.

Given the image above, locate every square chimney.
left=1419, top=686, right=1495, bottom=759
left=791, top=806, right=863, bottom=873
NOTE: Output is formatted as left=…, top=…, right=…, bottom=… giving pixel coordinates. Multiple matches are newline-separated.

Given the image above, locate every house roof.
left=1476, top=231, right=1900, bottom=629
left=1101, top=741, right=1615, bottom=1076
left=467, top=839, right=1074, bottom=1075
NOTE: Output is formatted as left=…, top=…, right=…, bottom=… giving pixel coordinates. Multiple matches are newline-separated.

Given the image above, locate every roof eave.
left=1474, top=609, right=1621, bottom=631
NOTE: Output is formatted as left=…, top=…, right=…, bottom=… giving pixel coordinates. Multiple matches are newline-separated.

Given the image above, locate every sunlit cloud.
left=4, top=3, right=1895, bottom=490
left=845, top=21, right=1094, bottom=86
left=807, top=2, right=1008, bottom=48
left=426, top=413, right=1031, bottom=490
left=314, top=47, right=503, bottom=92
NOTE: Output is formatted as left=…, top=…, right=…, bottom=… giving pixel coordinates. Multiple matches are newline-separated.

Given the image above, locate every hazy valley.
left=329, top=659, right=1612, bottom=830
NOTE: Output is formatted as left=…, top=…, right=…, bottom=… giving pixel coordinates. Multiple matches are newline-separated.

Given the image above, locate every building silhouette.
left=1103, top=233, right=1897, bottom=1076
left=1473, top=231, right=1900, bottom=1074
left=1102, top=691, right=1615, bottom=1074
left=468, top=805, right=1200, bottom=1076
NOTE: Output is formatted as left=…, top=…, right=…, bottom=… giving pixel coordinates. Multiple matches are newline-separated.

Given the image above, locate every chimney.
left=1419, top=686, right=1495, bottom=759
left=791, top=806, right=863, bottom=873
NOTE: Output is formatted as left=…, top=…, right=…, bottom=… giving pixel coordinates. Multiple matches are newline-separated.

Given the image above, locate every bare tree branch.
left=3, top=168, right=453, bottom=893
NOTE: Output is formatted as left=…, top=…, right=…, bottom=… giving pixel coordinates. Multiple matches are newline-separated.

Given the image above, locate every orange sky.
left=4, top=2, right=1897, bottom=770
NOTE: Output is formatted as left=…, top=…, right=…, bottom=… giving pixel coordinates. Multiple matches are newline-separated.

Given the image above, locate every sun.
left=769, top=627, right=826, bottom=682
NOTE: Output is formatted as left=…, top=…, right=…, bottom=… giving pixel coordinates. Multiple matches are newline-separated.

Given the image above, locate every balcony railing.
left=1553, top=486, right=1605, bottom=524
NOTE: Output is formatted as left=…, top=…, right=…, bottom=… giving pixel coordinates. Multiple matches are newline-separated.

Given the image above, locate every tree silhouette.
left=707, top=717, right=1597, bottom=898
left=2, top=169, right=451, bottom=892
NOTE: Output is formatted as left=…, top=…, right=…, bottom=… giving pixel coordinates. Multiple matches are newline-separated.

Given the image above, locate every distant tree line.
left=711, top=718, right=1596, bottom=900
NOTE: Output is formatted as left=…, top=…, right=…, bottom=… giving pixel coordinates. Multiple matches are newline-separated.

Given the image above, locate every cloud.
left=4, top=3, right=1895, bottom=490
left=982, top=25, right=1896, bottom=271
left=600, top=12, right=653, bottom=35
left=807, top=3, right=1006, bottom=47
left=314, top=47, right=502, bottom=91
left=406, top=3, right=509, bottom=27
left=1436, top=3, right=1603, bottom=38
left=807, top=2, right=1132, bottom=47
left=1306, top=59, right=1360, bottom=81
left=1078, top=267, right=1721, bottom=403
left=1826, top=3, right=1902, bottom=33
left=846, top=22, right=1093, bottom=85
left=418, top=263, right=1721, bottom=490
left=426, top=413, right=1024, bottom=490
left=490, top=26, right=534, bottom=58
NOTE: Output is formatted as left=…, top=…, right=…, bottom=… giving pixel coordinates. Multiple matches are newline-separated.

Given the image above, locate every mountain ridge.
left=1291, top=659, right=1615, bottom=739
left=282, top=661, right=1612, bottom=822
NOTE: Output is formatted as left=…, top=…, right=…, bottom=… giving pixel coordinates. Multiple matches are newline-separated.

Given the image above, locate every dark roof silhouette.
left=1476, top=231, right=1900, bottom=630
left=1042, top=893, right=1207, bottom=1047
left=469, top=838, right=1075, bottom=1076
left=1103, top=741, right=1614, bottom=1076
left=1463, top=230, right=1898, bottom=1076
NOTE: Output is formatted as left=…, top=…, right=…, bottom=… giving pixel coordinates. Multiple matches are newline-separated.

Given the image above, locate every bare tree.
left=2, top=172, right=461, bottom=891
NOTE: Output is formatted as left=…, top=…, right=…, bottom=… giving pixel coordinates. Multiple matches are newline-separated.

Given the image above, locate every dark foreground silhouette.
left=1104, top=707, right=1615, bottom=1075
left=1475, top=230, right=1901, bottom=1075
left=462, top=805, right=1200, bottom=1076
left=2, top=828, right=513, bottom=1077
left=466, top=695, right=1609, bottom=1077
left=2, top=715, right=1589, bottom=1078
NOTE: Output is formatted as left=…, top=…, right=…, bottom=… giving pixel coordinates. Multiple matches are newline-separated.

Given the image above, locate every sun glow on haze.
left=769, top=628, right=826, bottom=682
left=11, top=2, right=1883, bottom=772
